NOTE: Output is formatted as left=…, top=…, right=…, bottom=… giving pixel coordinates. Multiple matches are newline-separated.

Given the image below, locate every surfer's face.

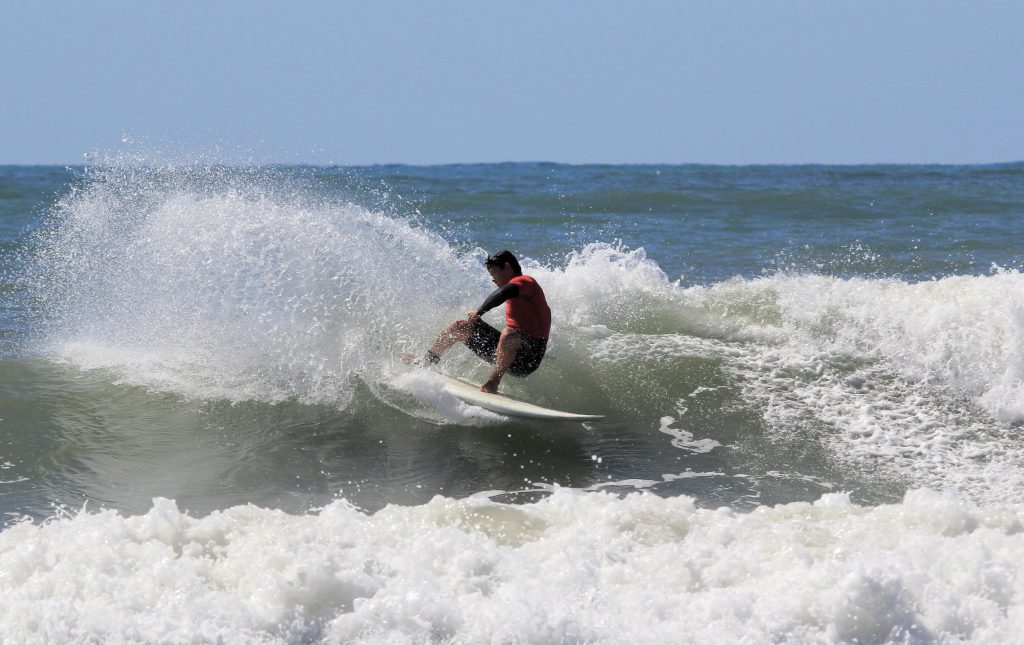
left=487, top=264, right=514, bottom=287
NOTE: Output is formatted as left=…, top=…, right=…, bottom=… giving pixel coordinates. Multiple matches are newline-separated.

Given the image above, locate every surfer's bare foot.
left=401, top=353, right=418, bottom=365
left=480, top=378, right=500, bottom=394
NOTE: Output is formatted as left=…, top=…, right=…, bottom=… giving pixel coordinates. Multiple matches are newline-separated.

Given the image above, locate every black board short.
left=465, top=319, right=547, bottom=376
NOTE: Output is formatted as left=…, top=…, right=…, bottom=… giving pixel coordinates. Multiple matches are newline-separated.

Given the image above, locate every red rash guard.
left=505, top=275, right=550, bottom=339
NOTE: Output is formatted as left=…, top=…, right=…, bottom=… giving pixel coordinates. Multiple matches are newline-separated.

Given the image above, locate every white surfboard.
left=435, top=373, right=604, bottom=422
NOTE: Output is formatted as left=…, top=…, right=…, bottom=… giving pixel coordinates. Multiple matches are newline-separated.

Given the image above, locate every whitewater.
left=3, top=160, right=1024, bottom=643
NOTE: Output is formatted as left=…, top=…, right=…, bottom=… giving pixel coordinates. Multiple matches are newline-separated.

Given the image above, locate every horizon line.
left=2, top=159, right=1022, bottom=169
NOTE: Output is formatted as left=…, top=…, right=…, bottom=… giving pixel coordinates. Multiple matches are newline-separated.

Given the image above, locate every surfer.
left=411, top=250, right=551, bottom=393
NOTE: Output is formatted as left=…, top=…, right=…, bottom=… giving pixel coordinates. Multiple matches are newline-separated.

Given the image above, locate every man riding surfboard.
left=411, top=250, right=551, bottom=393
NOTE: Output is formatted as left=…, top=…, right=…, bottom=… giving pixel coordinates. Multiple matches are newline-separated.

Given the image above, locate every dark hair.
left=484, top=250, right=522, bottom=276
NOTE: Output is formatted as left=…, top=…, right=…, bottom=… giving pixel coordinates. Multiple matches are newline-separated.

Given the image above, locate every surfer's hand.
left=467, top=310, right=480, bottom=322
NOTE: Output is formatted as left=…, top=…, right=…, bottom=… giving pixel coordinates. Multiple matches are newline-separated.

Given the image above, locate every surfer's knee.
left=494, top=328, right=522, bottom=371
left=497, top=327, right=522, bottom=351
left=444, top=319, right=473, bottom=341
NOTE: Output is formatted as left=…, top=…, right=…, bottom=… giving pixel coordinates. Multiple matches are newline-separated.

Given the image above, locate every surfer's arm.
left=475, top=283, right=520, bottom=316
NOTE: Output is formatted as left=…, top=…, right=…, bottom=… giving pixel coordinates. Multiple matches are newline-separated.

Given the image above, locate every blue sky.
left=2, top=1, right=1022, bottom=165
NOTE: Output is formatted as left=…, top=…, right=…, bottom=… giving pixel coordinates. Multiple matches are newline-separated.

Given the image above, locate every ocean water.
left=2, top=159, right=1024, bottom=642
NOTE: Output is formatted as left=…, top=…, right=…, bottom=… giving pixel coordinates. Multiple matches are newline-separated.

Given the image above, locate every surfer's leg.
left=426, top=319, right=476, bottom=359
left=482, top=327, right=522, bottom=393
left=463, top=319, right=501, bottom=363
left=507, top=336, right=547, bottom=376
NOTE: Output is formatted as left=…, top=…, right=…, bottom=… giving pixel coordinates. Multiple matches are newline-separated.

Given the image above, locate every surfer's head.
left=485, top=250, right=522, bottom=277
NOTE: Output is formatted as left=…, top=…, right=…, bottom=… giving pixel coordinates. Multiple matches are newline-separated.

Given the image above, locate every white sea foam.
left=379, top=369, right=505, bottom=426
left=676, top=272, right=1024, bottom=503
left=3, top=489, right=1024, bottom=643
left=658, top=416, right=721, bottom=453
left=689, top=270, right=1024, bottom=423
left=531, top=243, right=682, bottom=331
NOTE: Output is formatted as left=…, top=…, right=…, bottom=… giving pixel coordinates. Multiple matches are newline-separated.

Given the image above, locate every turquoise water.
left=3, top=160, right=1024, bottom=642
